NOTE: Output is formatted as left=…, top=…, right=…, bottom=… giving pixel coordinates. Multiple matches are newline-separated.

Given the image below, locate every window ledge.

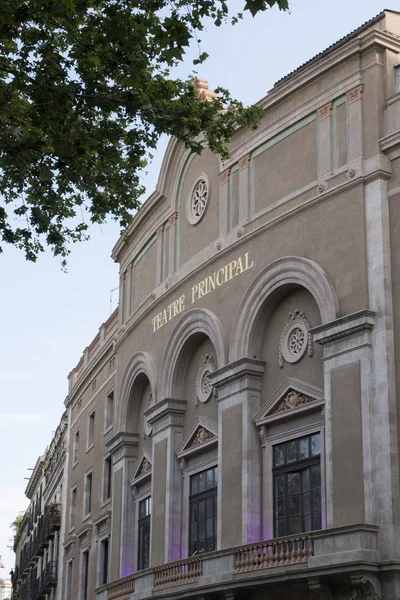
left=104, top=424, right=114, bottom=436
left=86, top=443, right=94, bottom=453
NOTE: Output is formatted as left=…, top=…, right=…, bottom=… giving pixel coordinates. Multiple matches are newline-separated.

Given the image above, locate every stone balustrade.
left=235, top=535, right=313, bottom=572
left=107, top=574, right=135, bottom=600
left=154, top=557, right=203, bottom=590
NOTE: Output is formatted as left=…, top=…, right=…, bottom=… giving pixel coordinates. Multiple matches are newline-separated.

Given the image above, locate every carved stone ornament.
left=347, top=84, right=364, bottom=104
left=139, top=457, right=152, bottom=475
left=239, top=154, right=251, bottom=171
left=317, top=102, right=333, bottom=121
left=219, top=169, right=230, bottom=186
left=189, top=426, right=215, bottom=448
left=275, top=389, right=315, bottom=413
left=195, top=355, right=217, bottom=406
left=279, top=309, right=313, bottom=368
left=143, top=393, right=154, bottom=439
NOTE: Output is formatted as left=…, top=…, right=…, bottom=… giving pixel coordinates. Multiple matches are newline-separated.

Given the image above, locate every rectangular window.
left=70, top=488, right=77, bottom=530
left=99, top=539, right=109, bottom=585
left=88, top=412, right=95, bottom=448
left=84, top=473, right=92, bottom=516
left=81, top=551, right=89, bottom=600
left=66, top=561, right=73, bottom=600
left=138, top=497, right=151, bottom=571
left=273, top=433, right=321, bottom=538
left=189, top=466, right=218, bottom=556
left=105, top=391, right=114, bottom=430
left=73, top=431, right=80, bottom=464
left=103, top=457, right=112, bottom=502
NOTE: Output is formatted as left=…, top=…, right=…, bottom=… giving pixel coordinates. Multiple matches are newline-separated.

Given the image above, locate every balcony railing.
left=19, top=507, right=61, bottom=574
left=107, top=574, right=135, bottom=600
left=154, top=557, right=203, bottom=590
left=32, top=562, right=58, bottom=600
left=235, top=535, right=314, bottom=573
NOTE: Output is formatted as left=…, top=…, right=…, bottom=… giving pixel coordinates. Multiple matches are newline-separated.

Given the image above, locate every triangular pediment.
left=176, top=416, right=218, bottom=459
left=254, top=378, right=324, bottom=425
left=131, top=449, right=152, bottom=484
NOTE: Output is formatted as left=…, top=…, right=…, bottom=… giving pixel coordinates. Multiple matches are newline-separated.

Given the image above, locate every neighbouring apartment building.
left=14, top=9, right=400, bottom=600
left=11, top=412, right=68, bottom=600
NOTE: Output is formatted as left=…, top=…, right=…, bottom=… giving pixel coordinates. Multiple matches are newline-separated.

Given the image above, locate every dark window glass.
left=273, top=433, right=322, bottom=538
left=189, top=466, right=218, bottom=556
left=103, top=458, right=112, bottom=501
left=138, top=497, right=151, bottom=571
left=100, top=539, right=109, bottom=585
left=85, top=473, right=92, bottom=515
left=82, top=551, right=89, bottom=600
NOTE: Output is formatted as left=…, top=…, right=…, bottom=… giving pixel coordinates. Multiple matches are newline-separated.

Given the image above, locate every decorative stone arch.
left=229, top=256, right=339, bottom=362
left=159, top=308, right=227, bottom=400
left=118, top=351, right=157, bottom=431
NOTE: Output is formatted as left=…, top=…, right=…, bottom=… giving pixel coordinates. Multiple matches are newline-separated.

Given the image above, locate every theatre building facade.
left=17, top=9, right=400, bottom=600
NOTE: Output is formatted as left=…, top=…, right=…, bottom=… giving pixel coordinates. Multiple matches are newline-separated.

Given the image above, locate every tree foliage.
left=0, top=0, right=289, bottom=264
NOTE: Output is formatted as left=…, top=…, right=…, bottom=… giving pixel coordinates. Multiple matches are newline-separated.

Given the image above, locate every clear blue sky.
left=0, top=0, right=390, bottom=574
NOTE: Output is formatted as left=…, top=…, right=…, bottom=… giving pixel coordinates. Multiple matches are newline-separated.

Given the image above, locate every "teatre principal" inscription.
left=151, top=252, right=254, bottom=332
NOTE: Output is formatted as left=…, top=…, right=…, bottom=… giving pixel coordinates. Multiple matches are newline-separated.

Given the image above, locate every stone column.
left=238, top=154, right=251, bottom=223
left=317, top=102, right=333, bottom=179
left=106, top=432, right=139, bottom=579
left=347, top=84, right=364, bottom=163
left=167, top=213, right=178, bottom=277
left=219, top=169, right=230, bottom=236
left=209, top=358, right=265, bottom=547
left=155, top=225, right=164, bottom=286
left=365, top=175, right=400, bottom=559
left=144, top=398, right=187, bottom=565
left=312, top=311, right=376, bottom=531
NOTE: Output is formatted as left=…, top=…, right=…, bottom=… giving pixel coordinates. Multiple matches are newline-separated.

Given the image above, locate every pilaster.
left=219, top=169, right=230, bottom=236
left=145, top=399, right=187, bottom=564
left=311, top=311, right=376, bottom=529
left=238, top=155, right=251, bottom=223
left=168, top=213, right=178, bottom=277
left=347, top=84, right=364, bottom=163
left=365, top=175, right=400, bottom=559
left=155, top=225, right=165, bottom=286
left=317, top=102, right=333, bottom=178
left=106, top=432, right=140, bottom=578
left=209, top=358, right=265, bottom=547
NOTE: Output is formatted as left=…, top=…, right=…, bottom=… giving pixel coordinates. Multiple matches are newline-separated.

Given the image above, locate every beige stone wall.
left=132, top=238, right=157, bottom=310
left=253, top=119, right=318, bottom=214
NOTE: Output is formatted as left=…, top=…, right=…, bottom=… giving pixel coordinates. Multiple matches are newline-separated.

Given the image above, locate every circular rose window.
left=186, top=173, right=209, bottom=225
left=195, top=355, right=216, bottom=405
left=281, top=320, right=308, bottom=364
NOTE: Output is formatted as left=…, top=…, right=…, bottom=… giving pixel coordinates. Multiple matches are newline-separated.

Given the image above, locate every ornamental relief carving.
left=189, top=427, right=215, bottom=448
left=195, top=355, right=217, bottom=406
left=275, top=389, right=315, bottom=414
left=139, top=457, right=152, bottom=475
left=279, top=309, right=313, bottom=368
left=143, top=392, right=154, bottom=439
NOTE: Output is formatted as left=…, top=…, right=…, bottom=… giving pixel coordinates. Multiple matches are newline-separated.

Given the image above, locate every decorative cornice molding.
left=254, top=377, right=324, bottom=424
left=310, top=309, right=376, bottom=345
left=144, top=397, right=187, bottom=426
left=347, top=84, right=364, bottom=104
left=106, top=431, right=140, bottom=455
left=317, top=102, right=333, bottom=120
left=208, top=357, right=265, bottom=388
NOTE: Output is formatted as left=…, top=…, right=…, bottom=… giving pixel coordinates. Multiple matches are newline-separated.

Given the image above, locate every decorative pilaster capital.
left=127, top=262, right=133, bottom=276
left=347, top=84, right=364, bottom=104
left=317, top=102, right=333, bottom=120
left=208, top=357, right=265, bottom=389
left=169, top=212, right=178, bottom=227
left=239, top=154, right=251, bottom=171
left=157, top=224, right=165, bottom=238
left=219, top=169, right=230, bottom=186
left=310, top=309, right=375, bottom=346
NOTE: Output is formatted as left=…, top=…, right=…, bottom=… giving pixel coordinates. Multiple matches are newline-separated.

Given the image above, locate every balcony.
left=32, top=562, right=58, bottom=600
left=19, top=506, right=61, bottom=574
left=99, top=525, right=379, bottom=600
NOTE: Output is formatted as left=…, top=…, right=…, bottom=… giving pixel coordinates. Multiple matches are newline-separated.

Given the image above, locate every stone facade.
left=11, top=412, right=68, bottom=600
left=14, top=9, right=400, bottom=600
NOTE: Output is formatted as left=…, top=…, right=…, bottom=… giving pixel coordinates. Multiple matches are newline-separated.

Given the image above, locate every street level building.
left=15, top=9, right=400, bottom=600
left=11, top=413, right=68, bottom=600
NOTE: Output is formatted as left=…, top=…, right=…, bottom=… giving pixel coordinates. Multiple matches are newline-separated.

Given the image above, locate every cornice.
left=208, top=358, right=266, bottom=388
left=106, top=431, right=140, bottom=455
left=311, top=310, right=376, bottom=345
left=144, top=398, right=187, bottom=426
left=380, top=131, right=400, bottom=155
